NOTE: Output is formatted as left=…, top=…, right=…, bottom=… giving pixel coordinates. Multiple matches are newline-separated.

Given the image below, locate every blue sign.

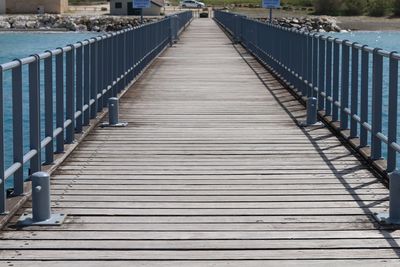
left=262, top=0, right=280, bottom=8
left=133, top=0, right=151, bottom=9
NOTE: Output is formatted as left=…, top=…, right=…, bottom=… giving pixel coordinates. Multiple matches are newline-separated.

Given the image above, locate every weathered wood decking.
left=0, top=18, right=399, bottom=266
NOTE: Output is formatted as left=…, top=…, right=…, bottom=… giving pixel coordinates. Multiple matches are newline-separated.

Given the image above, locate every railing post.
left=55, top=49, right=64, bottom=153
left=350, top=43, right=359, bottom=138
left=90, top=38, right=98, bottom=119
left=318, top=36, right=325, bottom=111
left=332, top=39, right=340, bottom=122
left=66, top=45, right=75, bottom=144
left=325, top=38, right=333, bottom=116
left=83, top=41, right=90, bottom=126
left=359, top=45, right=369, bottom=147
left=387, top=52, right=399, bottom=173
left=371, top=48, right=383, bottom=160
left=0, top=66, right=5, bottom=214
left=340, top=40, right=350, bottom=130
left=12, top=59, right=24, bottom=195
left=76, top=43, right=83, bottom=134
left=44, top=51, right=54, bottom=164
left=29, top=55, right=41, bottom=174
left=312, top=34, right=318, bottom=98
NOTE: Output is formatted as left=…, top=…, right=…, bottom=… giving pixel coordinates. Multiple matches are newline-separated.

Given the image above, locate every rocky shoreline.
left=0, top=14, right=346, bottom=33
left=259, top=16, right=347, bottom=33
left=0, top=14, right=159, bottom=32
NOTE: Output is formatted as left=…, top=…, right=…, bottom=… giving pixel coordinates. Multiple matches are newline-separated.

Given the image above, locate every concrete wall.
left=6, top=0, right=68, bottom=14
left=0, top=0, right=5, bottom=14
left=110, top=0, right=162, bottom=16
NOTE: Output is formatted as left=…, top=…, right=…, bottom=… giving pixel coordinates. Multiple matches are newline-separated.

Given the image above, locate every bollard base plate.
left=100, top=122, right=128, bottom=128
left=373, top=212, right=400, bottom=226
left=17, top=213, right=67, bottom=227
left=299, top=121, right=323, bottom=128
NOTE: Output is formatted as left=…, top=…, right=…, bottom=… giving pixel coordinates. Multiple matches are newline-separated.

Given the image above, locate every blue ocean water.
left=0, top=32, right=97, bottom=64
left=0, top=32, right=97, bottom=189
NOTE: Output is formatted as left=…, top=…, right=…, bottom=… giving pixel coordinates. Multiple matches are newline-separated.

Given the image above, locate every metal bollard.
left=100, top=97, right=128, bottom=128
left=390, top=171, right=400, bottom=224
left=17, top=172, right=66, bottom=226
left=32, top=172, right=51, bottom=222
left=108, top=97, right=119, bottom=126
left=306, top=97, right=318, bottom=125
left=375, top=171, right=400, bottom=225
left=300, top=97, right=319, bottom=127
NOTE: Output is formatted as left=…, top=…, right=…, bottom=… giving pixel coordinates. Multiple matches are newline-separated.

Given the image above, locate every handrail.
left=0, top=11, right=193, bottom=214
left=214, top=10, right=400, bottom=177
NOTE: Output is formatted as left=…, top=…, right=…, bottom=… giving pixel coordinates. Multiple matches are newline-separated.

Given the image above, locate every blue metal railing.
left=0, top=11, right=192, bottom=214
left=215, top=10, right=400, bottom=176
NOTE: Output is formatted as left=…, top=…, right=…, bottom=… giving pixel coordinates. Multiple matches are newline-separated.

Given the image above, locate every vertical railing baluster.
left=97, top=37, right=104, bottom=112
left=340, top=41, right=350, bottom=130
left=12, top=60, right=23, bottom=195
left=350, top=43, right=359, bottom=138
left=29, top=55, right=41, bottom=174
left=312, top=34, right=318, bottom=98
left=90, top=38, right=97, bottom=119
left=387, top=52, right=399, bottom=172
left=307, top=34, right=313, bottom=97
left=76, top=43, right=83, bottom=133
left=325, top=38, right=333, bottom=116
left=318, top=36, right=325, bottom=111
left=332, top=39, right=340, bottom=122
left=44, top=52, right=53, bottom=164
left=0, top=66, right=5, bottom=213
left=360, top=46, right=369, bottom=147
left=371, top=48, right=383, bottom=160
left=83, top=41, right=90, bottom=126
left=55, top=50, right=64, bottom=153
left=65, top=45, right=75, bottom=144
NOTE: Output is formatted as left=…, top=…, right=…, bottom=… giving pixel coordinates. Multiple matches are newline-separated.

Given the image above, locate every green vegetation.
left=69, top=0, right=107, bottom=5
left=395, top=0, right=400, bottom=15
left=313, top=0, right=395, bottom=16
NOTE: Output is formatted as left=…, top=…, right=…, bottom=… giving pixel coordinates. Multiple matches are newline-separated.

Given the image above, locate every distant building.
left=110, top=0, right=164, bottom=16
left=0, top=0, right=5, bottom=14
left=0, top=0, right=68, bottom=14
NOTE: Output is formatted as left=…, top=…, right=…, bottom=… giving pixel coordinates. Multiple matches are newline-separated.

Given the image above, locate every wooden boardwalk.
left=0, top=18, right=399, bottom=266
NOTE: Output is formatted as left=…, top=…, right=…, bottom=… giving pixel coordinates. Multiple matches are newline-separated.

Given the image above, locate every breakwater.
left=259, top=16, right=345, bottom=33
left=0, top=14, right=159, bottom=32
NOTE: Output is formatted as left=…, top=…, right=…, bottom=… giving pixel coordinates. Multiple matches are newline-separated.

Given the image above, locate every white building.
left=0, top=0, right=68, bottom=14
left=0, top=0, right=5, bottom=14
left=110, top=0, right=164, bottom=16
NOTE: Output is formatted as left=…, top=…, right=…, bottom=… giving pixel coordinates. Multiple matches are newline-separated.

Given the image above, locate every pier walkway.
left=0, top=18, right=399, bottom=266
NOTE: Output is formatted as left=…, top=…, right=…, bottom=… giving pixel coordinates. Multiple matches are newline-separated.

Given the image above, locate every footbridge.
left=0, top=10, right=400, bottom=266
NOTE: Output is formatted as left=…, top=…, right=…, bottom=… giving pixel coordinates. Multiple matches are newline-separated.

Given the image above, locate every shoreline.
left=231, top=7, right=400, bottom=32
left=0, top=14, right=160, bottom=32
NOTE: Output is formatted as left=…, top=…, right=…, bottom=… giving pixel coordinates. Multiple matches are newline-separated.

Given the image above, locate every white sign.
left=133, top=0, right=151, bottom=9
left=262, top=0, right=280, bottom=8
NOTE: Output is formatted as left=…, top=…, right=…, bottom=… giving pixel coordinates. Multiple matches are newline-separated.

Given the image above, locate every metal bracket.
left=100, top=122, right=128, bottom=128
left=17, top=212, right=66, bottom=226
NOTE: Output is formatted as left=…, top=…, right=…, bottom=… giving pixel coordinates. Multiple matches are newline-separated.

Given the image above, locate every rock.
left=13, top=20, right=27, bottom=29
left=76, top=24, right=87, bottom=32
left=0, top=21, right=10, bottom=29
left=26, top=21, right=39, bottom=29
left=92, top=25, right=100, bottom=32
